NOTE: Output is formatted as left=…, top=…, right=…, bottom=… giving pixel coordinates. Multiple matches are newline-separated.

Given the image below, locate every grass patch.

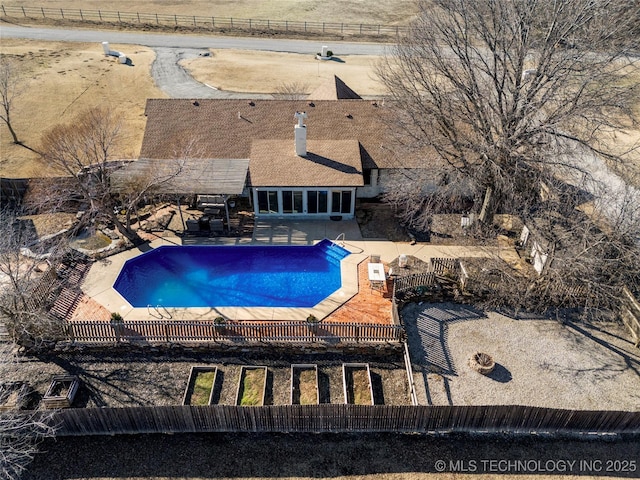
left=239, top=368, right=265, bottom=406
left=346, top=367, right=372, bottom=405
left=293, top=367, right=318, bottom=405
left=189, top=370, right=216, bottom=406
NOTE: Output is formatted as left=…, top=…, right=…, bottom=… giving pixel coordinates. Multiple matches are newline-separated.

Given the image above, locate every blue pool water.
left=113, top=239, right=350, bottom=308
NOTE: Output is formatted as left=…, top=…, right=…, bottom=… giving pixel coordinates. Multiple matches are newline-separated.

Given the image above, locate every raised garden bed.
left=236, top=366, right=267, bottom=407
left=0, top=381, right=31, bottom=411
left=290, top=364, right=319, bottom=405
left=42, top=375, right=79, bottom=409
left=343, top=363, right=374, bottom=405
left=182, top=366, right=218, bottom=406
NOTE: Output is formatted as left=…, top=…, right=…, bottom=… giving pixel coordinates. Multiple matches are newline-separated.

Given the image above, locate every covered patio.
left=111, top=157, right=250, bottom=235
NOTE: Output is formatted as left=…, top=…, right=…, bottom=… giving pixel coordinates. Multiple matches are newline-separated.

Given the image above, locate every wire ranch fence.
left=35, top=404, right=640, bottom=436
left=0, top=5, right=408, bottom=38
left=67, top=319, right=405, bottom=344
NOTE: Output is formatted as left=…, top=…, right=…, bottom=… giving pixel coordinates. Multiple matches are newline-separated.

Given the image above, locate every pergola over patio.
left=111, top=157, right=249, bottom=229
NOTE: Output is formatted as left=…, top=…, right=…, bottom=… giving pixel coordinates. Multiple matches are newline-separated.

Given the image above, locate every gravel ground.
left=1, top=349, right=410, bottom=408
left=402, top=302, right=640, bottom=410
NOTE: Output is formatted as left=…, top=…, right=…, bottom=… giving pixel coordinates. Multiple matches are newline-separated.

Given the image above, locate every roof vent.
left=345, top=113, right=353, bottom=119
left=308, top=102, right=315, bottom=107
left=248, top=100, right=255, bottom=106
left=192, top=100, right=199, bottom=106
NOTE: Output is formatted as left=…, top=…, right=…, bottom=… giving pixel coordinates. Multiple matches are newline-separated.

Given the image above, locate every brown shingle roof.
left=140, top=99, right=424, bottom=170
left=250, top=140, right=363, bottom=187
left=307, top=75, right=363, bottom=100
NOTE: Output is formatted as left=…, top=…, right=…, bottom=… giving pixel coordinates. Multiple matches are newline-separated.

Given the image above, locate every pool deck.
left=77, top=220, right=513, bottom=324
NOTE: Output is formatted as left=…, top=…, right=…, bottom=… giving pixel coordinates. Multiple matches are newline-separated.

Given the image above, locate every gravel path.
left=151, top=47, right=275, bottom=99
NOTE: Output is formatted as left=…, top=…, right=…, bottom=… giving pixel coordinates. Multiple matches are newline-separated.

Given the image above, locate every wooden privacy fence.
left=41, top=404, right=640, bottom=436
left=67, top=320, right=404, bottom=344
left=0, top=5, right=407, bottom=37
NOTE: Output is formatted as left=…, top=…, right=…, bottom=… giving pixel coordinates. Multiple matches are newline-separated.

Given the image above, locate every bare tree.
left=0, top=346, right=57, bottom=480
left=273, top=81, right=310, bottom=100
left=0, top=208, right=68, bottom=348
left=377, top=0, right=640, bottom=315
left=39, top=107, right=184, bottom=245
left=378, top=0, right=639, bottom=221
left=0, top=56, right=24, bottom=145
left=0, top=411, right=56, bottom=480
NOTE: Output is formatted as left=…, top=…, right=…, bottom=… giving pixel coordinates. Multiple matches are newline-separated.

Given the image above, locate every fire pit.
left=469, top=352, right=495, bottom=375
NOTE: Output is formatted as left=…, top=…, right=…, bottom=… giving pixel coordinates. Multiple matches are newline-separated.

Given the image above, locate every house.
left=115, top=77, right=436, bottom=220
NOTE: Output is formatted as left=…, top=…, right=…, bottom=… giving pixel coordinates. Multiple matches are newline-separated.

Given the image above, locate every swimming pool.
left=113, top=239, right=350, bottom=308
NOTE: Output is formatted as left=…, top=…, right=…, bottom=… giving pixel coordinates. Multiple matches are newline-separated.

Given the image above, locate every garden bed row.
left=183, top=363, right=376, bottom=406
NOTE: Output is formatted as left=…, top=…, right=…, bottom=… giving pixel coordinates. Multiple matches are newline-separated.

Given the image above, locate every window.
left=282, top=190, right=303, bottom=214
left=257, top=190, right=279, bottom=214
left=332, top=190, right=352, bottom=214
left=307, top=190, right=328, bottom=214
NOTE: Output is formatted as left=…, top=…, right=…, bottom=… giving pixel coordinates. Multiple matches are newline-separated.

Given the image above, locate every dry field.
left=1, top=0, right=419, bottom=25
left=0, top=38, right=165, bottom=177
left=0, top=39, right=387, bottom=178
left=182, top=49, right=386, bottom=96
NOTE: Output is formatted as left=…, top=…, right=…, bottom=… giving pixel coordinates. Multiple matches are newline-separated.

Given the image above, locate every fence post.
left=211, top=16, right=215, bottom=27
left=156, top=13, right=159, bottom=24
left=41, top=7, right=45, bottom=17
left=1, top=5, right=6, bottom=16
left=137, top=12, right=140, bottom=23
left=67, top=323, right=75, bottom=344
left=285, top=20, right=288, bottom=31
left=60, top=8, right=64, bottom=19
left=174, top=14, right=177, bottom=25
left=193, top=15, right=196, bottom=26
left=98, top=10, right=102, bottom=21
left=231, top=17, right=233, bottom=28
left=79, top=9, right=83, bottom=20
left=118, top=11, right=121, bottom=22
